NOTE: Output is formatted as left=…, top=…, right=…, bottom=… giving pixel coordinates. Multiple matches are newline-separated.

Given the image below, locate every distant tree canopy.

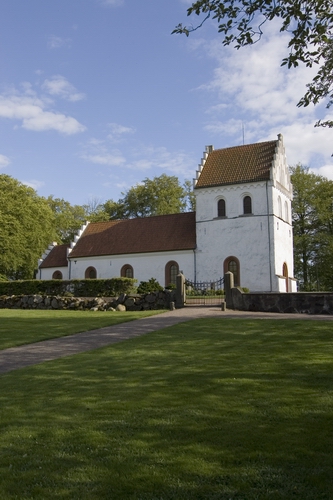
left=87, top=174, right=196, bottom=221
left=0, top=175, right=56, bottom=279
left=46, top=196, right=87, bottom=244
left=174, top=0, right=333, bottom=127
left=291, top=164, right=333, bottom=291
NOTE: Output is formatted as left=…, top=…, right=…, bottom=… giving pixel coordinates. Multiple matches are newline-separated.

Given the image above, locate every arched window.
left=165, top=261, right=179, bottom=287
left=217, top=199, right=226, bottom=217
left=278, top=196, right=282, bottom=218
left=52, top=270, right=63, bottom=280
left=243, top=196, right=252, bottom=215
left=283, top=262, right=288, bottom=292
left=121, top=264, right=134, bottom=278
left=85, top=266, right=97, bottom=279
left=224, top=256, right=240, bottom=287
left=284, top=201, right=289, bottom=223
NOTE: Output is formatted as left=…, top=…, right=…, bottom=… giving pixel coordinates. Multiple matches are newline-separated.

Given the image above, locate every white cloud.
left=314, top=165, right=333, bottom=180
left=47, top=35, right=71, bottom=49
left=107, top=122, right=135, bottom=142
left=80, top=139, right=125, bottom=166
left=127, top=145, right=194, bottom=178
left=0, top=89, right=86, bottom=135
left=0, top=154, right=10, bottom=168
left=98, top=0, right=124, bottom=6
left=82, top=153, right=126, bottom=166
left=42, top=76, right=85, bottom=102
left=195, top=22, right=332, bottom=171
left=22, top=179, right=45, bottom=190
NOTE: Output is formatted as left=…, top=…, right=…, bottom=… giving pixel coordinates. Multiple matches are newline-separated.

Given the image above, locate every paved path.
left=1, top=307, right=332, bottom=375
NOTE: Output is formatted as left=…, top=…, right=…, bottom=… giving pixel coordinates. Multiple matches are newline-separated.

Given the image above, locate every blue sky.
left=1, top=0, right=332, bottom=206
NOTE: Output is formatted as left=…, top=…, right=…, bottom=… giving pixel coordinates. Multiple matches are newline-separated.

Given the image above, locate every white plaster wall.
left=195, top=175, right=296, bottom=292
left=271, top=216, right=296, bottom=291
left=69, top=250, right=194, bottom=286
left=195, top=182, right=269, bottom=223
left=38, top=267, right=69, bottom=280
left=195, top=215, right=273, bottom=291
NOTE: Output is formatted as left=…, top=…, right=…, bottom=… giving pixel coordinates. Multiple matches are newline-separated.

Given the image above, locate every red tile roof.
left=195, top=140, right=277, bottom=189
left=69, top=212, right=196, bottom=258
left=39, top=244, right=69, bottom=269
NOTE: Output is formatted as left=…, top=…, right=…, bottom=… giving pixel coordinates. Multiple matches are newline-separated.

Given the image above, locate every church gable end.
left=194, top=139, right=277, bottom=189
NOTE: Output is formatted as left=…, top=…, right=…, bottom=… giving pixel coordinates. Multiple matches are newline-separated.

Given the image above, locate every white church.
left=38, top=134, right=297, bottom=292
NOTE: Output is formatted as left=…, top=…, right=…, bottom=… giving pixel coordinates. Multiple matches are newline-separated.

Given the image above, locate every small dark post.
left=175, top=273, right=186, bottom=308
left=224, top=271, right=234, bottom=309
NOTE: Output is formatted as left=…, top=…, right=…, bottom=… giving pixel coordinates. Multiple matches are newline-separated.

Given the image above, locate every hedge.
left=0, top=278, right=137, bottom=297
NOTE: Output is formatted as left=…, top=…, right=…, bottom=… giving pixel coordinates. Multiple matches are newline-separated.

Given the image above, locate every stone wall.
left=0, top=290, right=176, bottom=312
left=230, top=287, right=333, bottom=315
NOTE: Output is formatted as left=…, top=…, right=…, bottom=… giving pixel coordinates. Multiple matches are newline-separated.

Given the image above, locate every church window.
left=165, top=261, right=179, bottom=287
left=85, top=266, right=97, bottom=279
left=284, top=201, right=289, bottom=222
left=224, top=256, right=240, bottom=286
left=52, top=270, right=63, bottom=279
left=283, top=262, right=289, bottom=292
left=121, top=264, right=134, bottom=278
left=278, top=196, right=282, bottom=218
left=217, top=199, right=226, bottom=217
left=243, top=196, right=252, bottom=215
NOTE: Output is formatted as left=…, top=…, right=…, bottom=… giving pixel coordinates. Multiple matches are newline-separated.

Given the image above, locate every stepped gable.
left=195, top=140, right=277, bottom=189
left=69, top=212, right=196, bottom=258
left=39, top=244, right=70, bottom=269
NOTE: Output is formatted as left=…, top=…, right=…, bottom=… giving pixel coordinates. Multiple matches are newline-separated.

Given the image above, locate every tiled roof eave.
left=69, top=246, right=196, bottom=259
left=195, top=177, right=271, bottom=189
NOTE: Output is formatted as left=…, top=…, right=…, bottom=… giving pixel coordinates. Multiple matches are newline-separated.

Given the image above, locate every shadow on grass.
left=0, top=319, right=332, bottom=499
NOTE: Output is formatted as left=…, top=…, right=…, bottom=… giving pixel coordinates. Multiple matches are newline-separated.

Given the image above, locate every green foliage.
left=120, top=174, right=193, bottom=218
left=0, top=274, right=8, bottom=281
left=137, top=278, right=164, bottom=294
left=0, top=174, right=56, bottom=279
left=291, top=164, right=333, bottom=290
left=83, top=175, right=195, bottom=221
left=46, top=196, right=87, bottom=244
left=175, top=0, right=333, bottom=126
left=0, top=278, right=137, bottom=297
left=165, top=283, right=176, bottom=290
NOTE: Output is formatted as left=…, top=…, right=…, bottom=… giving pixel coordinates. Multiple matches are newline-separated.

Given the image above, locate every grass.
left=0, top=309, right=162, bottom=350
left=0, top=317, right=333, bottom=498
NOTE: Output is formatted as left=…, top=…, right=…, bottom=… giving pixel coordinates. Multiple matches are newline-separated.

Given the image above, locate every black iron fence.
left=185, top=277, right=225, bottom=306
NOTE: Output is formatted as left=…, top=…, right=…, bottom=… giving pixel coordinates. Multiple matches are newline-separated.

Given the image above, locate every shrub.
left=137, top=278, right=163, bottom=294
left=165, top=283, right=176, bottom=290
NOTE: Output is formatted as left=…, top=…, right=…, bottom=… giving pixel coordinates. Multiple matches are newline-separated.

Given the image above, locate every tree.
left=100, top=174, right=194, bottom=220
left=290, top=165, right=320, bottom=289
left=174, top=1, right=333, bottom=126
left=46, top=196, right=87, bottom=244
left=0, top=175, right=56, bottom=279
left=290, top=165, right=333, bottom=290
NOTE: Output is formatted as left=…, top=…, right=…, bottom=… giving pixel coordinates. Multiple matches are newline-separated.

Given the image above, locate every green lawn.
left=0, top=317, right=332, bottom=499
left=0, top=309, right=161, bottom=350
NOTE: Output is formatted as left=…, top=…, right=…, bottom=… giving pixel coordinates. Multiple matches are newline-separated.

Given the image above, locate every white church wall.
left=194, top=172, right=296, bottom=292
left=69, top=250, right=194, bottom=286
left=195, top=182, right=275, bottom=291
left=195, top=215, right=273, bottom=291
left=38, top=267, right=69, bottom=280
left=195, top=181, right=269, bottom=222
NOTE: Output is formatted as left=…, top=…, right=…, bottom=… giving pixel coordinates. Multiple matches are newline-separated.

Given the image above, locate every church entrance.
left=184, top=277, right=224, bottom=306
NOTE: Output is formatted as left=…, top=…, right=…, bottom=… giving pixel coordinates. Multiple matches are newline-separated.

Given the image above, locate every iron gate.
left=184, top=277, right=225, bottom=306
